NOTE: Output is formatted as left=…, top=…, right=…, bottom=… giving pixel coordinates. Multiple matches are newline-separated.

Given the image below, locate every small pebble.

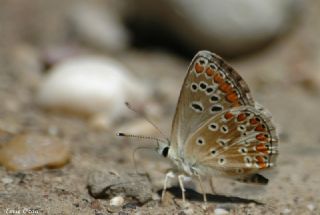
left=1, top=177, right=13, bottom=184
left=182, top=208, right=194, bottom=215
left=214, top=208, right=229, bottom=215
left=0, top=133, right=70, bottom=171
left=151, top=193, right=160, bottom=201
left=122, top=203, right=137, bottom=210
left=47, top=126, right=59, bottom=136
left=175, top=200, right=191, bottom=209
left=307, top=203, right=315, bottom=211
left=110, top=196, right=124, bottom=207
left=90, top=199, right=102, bottom=210
left=282, top=208, right=291, bottom=214
left=107, top=205, right=121, bottom=213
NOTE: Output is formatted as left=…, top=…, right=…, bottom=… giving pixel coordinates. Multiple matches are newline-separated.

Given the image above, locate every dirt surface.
left=0, top=1, right=320, bottom=214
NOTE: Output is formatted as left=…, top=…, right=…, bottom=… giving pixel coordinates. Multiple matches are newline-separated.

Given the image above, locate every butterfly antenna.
left=125, top=102, right=168, bottom=139
left=117, top=132, right=164, bottom=143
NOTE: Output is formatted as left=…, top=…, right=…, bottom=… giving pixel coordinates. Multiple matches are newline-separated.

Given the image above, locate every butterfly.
left=118, top=50, right=278, bottom=206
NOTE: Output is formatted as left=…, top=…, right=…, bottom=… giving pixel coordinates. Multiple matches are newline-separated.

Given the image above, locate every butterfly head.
left=156, top=139, right=170, bottom=157
left=117, top=132, right=170, bottom=157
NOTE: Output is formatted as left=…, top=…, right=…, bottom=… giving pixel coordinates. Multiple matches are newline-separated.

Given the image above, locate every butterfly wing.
left=183, top=106, right=278, bottom=177
left=170, top=51, right=254, bottom=157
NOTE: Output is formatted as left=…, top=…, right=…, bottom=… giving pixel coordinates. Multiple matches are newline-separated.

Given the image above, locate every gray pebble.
left=87, top=170, right=153, bottom=204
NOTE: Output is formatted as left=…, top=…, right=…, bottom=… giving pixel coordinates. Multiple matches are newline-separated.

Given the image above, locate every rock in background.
left=125, top=0, right=302, bottom=56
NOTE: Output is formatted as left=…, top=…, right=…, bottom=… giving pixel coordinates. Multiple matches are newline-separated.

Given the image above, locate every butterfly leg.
left=197, top=175, right=207, bottom=208
left=209, top=177, right=215, bottom=193
left=161, top=171, right=175, bottom=202
left=178, top=174, right=186, bottom=203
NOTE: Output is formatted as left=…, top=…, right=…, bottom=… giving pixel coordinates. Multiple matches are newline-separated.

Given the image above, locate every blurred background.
left=0, top=0, right=319, bottom=214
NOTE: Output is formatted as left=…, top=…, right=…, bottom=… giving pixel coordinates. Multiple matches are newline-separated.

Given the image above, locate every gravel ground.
left=0, top=1, right=320, bottom=214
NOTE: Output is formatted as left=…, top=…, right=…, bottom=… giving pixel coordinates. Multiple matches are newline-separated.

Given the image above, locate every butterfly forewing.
left=184, top=106, right=278, bottom=177
left=170, top=51, right=255, bottom=155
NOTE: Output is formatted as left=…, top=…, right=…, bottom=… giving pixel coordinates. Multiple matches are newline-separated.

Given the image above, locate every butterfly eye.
left=162, top=147, right=169, bottom=157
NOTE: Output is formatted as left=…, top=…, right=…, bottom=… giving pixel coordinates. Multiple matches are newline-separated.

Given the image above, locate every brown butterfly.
left=119, top=50, right=278, bottom=206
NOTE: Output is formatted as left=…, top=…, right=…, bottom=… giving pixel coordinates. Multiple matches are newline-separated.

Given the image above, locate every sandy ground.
left=0, top=1, right=320, bottom=214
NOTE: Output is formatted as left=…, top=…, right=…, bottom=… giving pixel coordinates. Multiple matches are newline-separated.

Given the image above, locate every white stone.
left=1, top=177, right=13, bottom=184
left=307, top=203, right=315, bottom=211
left=282, top=208, right=291, bottom=214
left=110, top=196, right=124, bottom=207
left=214, top=208, right=229, bottom=215
left=127, top=0, right=301, bottom=56
left=69, top=3, right=129, bottom=52
left=37, top=56, right=148, bottom=123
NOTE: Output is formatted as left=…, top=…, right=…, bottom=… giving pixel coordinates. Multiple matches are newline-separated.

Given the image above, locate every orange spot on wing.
left=256, top=156, right=267, bottom=169
left=256, top=143, right=268, bottom=153
left=195, top=63, right=204, bottom=73
left=224, top=112, right=234, bottom=120
left=219, top=83, right=232, bottom=93
left=250, top=118, right=258, bottom=125
left=213, top=73, right=223, bottom=83
left=237, top=113, right=246, bottom=121
left=256, top=133, right=267, bottom=141
left=226, top=92, right=238, bottom=103
left=205, top=67, right=214, bottom=76
left=259, top=162, right=267, bottom=169
left=255, top=124, right=265, bottom=132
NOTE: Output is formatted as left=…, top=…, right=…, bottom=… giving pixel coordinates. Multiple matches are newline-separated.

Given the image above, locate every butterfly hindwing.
left=170, top=51, right=255, bottom=156
left=236, top=173, right=269, bottom=185
left=183, top=106, right=278, bottom=177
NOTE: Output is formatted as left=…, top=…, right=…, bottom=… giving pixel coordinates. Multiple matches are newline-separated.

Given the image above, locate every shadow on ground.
left=158, top=186, right=263, bottom=205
